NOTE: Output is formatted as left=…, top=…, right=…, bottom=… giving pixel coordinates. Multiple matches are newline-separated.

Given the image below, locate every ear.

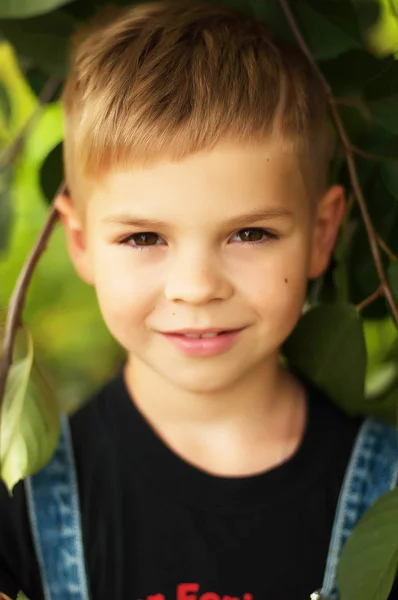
left=55, top=193, right=94, bottom=285
left=309, top=185, right=345, bottom=280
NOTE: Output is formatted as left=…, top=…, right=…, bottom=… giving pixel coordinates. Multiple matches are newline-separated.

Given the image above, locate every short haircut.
left=62, top=0, right=335, bottom=207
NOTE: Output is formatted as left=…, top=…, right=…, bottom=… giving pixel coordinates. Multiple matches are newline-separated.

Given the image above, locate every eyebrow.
left=102, top=208, right=292, bottom=229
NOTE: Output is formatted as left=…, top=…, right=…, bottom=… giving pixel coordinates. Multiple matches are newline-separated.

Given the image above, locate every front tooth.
left=184, top=333, right=218, bottom=338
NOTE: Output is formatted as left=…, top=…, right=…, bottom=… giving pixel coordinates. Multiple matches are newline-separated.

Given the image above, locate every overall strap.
left=319, top=417, right=398, bottom=600
left=25, top=414, right=91, bottom=600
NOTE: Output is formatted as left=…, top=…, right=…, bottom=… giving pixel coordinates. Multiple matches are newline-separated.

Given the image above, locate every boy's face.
left=57, top=141, right=344, bottom=394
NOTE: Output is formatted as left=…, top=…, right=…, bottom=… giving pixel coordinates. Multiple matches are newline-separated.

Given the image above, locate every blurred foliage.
left=0, top=44, right=124, bottom=417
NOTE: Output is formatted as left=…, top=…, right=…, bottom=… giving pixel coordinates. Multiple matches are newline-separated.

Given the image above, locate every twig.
left=334, top=97, right=372, bottom=121
left=356, top=287, right=383, bottom=312
left=0, top=189, right=62, bottom=410
left=0, top=77, right=61, bottom=171
left=278, top=0, right=398, bottom=327
left=351, top=146, right=398, bottom=163
left=377, top=234, right=397, bottom=262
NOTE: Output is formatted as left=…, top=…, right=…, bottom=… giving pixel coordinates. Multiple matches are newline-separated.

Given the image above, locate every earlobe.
left=54, top=193, right=94, bottom=285
left=309, top=185, right=345, bottom=280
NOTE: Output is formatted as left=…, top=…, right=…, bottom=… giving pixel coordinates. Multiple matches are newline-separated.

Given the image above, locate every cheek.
left=239, top=239, right=310, bottom=328
left=91, top=249, right=158, bottom=339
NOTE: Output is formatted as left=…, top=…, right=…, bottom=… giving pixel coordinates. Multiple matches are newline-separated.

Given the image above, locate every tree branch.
left=278, top=0, right=398, bottom=327
left=377, top=234, right=397, bottom=262
left=0, top=189, right=62, bottom=411
left=351, top=146, right=398, bottom=163
left=356, top=286, right=383, bottom=312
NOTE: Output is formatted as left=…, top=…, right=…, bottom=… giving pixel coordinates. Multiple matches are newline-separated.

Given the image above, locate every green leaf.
left=364, top=0, right=398, bottom=57
left=17, top=363, right=60, bottom=477
left=0, top=0, right=75, bottom=19
left=0, top=10, right=77, bottom=77
left=0, top=80, right=12, bottom=126
left=294, top=0, right=362, bottom=60
left=338, top=488, right=398, bottom=600
left=0, top=328, right=34, bottom=492
left=0, top=164, right=13, bottom=253
left=0, top=330, right=60, bottom=493
left=40, top=142, right=63, bottom=204
left=283, top=304, right=367, bottom=413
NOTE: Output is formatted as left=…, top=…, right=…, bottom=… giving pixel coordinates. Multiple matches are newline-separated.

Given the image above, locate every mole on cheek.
left=284, top=278, right=288, bottom=284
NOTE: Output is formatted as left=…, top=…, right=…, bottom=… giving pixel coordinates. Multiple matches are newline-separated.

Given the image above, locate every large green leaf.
left=0, top=330, right=60, bottom=493
left=283, top=304, right=367, bottom=413
left=338, top=488, right=398, bottom=600
left=0, top=328, right=34, bottom=481
left=0, top=0, right=75, bottom=19
left=0, top=10, right=77, bottom=77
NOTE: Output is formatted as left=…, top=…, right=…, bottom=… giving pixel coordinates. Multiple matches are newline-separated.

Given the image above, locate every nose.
left=164, top=247, right=233, bottom=305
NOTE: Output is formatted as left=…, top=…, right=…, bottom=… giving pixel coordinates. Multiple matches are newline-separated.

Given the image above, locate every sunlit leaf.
left=0, top=328, right=60, bottom=494
left=283, top=304, right=367, bottom=414
left=0, top=328, right=34, bottom=460
left=364, top=0, right=398, bottom=57
left=338, top=489, right=398, bottom=600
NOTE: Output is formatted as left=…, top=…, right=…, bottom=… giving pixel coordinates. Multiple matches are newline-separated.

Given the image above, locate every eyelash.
left=118, top=228, right=279, bottom=251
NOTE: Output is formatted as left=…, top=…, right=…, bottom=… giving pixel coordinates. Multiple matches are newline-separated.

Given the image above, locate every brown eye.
left=128, top=232, right=161, bottom=247
left=236, top=228, right=266, bottom=243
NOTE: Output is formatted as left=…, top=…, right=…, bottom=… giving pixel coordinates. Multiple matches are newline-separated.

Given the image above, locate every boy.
left=0, top=1, right=397, bottom=599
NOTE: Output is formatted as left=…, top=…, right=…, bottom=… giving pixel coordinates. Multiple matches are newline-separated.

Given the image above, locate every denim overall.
left=25, top=415, right=398, bottom=600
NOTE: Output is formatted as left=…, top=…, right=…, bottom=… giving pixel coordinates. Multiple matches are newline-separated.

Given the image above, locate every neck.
left=123, top=355, right=306, bottom=476
left=125, top=353, right=287, bottom=425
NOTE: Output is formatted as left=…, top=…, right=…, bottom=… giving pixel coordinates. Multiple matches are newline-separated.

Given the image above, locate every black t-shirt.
left=0, top=372, right=397, bottom=600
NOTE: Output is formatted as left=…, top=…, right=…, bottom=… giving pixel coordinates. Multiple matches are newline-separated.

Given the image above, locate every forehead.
left=87, top=141, right=309, bottom=222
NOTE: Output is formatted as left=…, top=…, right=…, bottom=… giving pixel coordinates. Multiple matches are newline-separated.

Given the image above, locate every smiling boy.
left=0, top=1, right=397, bottom=600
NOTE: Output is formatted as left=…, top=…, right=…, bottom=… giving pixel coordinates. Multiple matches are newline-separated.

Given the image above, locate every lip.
left=160, top=328, right=244, bottom=356
left=164, top=327, right=236, bottom=335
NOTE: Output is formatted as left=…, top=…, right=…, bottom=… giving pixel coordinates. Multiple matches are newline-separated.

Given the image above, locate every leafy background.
left=0, top=1, right=398, bottom=599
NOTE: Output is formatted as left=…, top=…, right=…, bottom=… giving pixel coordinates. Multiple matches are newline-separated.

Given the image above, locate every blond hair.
left=62, top=0, right=335, bottom=205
